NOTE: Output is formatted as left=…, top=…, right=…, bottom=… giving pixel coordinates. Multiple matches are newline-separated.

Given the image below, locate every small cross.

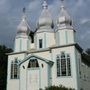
left=23, top=7, right=26, bottom=13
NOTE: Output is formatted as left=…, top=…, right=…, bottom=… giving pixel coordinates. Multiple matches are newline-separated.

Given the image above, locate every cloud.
left=80, top=18, right=90, bottom=24
left=0, top=0, right=90, bottom=49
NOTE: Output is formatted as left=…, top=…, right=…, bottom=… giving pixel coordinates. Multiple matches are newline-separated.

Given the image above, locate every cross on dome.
left=42, top=0, right=48, bottom=9
left=60, top=0, right=65, bottom=8
left=22, top=7, right=26, bottom=21
left=23, top=7, right=26, bottom=13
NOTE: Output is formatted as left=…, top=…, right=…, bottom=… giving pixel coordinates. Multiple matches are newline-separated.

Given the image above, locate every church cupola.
left=14, top=8, right=31, bottom=52
left=34, top=0, right=55, bottom=49
left=56, top=0, right=73, bottom=29
left=55, top=0, right=76, bottom=46
left=37, top=0, right=54, bottom=31
left=17, top=8, right=30, bottom=36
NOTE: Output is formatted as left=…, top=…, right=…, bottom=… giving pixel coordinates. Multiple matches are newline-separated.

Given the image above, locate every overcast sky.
left=0, top=0, right=90, bottom=50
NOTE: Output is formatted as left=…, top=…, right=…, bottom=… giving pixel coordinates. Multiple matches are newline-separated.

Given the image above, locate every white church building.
left=7, top=0, right=90, bottom=90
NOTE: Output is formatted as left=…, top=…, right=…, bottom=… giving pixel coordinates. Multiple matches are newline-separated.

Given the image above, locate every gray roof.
left=17, top=12, right=31, bottom=34
left=37, top=0, right=53, bottom=29
left=57, top=4, right=72, bottom=25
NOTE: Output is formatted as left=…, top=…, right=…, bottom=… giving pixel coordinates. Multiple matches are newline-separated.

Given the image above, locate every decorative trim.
left=19, top=54, right=54, bottom=66
left=7, top=43, right=83, bottom=55
left=65, top=31, right=68, bottom=44
left=20, top=39, right=22, bottom=51
left=55, top=26, right=75, bottom=33
left=44, top=33, right=46, bottom=48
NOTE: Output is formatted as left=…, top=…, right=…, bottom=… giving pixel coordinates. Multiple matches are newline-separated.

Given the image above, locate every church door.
left=27, top=59, right=40, bottom=90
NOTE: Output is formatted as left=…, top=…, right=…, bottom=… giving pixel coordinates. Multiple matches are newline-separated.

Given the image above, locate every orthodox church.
left=7, top=0, right=90, bottom=90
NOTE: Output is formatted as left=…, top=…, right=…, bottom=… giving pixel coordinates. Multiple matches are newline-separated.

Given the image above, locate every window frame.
left=56, top=52, right=71, bottom=77
left=27, top=58, right=39, bottom=68
left=10, top=58, right=20, bottom=79
left=39, top=39, right=43, bottom=48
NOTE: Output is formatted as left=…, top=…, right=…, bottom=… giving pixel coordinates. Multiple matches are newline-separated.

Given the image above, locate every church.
left=7, top=0, right=90, bottom=90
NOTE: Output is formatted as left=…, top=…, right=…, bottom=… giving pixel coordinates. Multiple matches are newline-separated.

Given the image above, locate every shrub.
left=45, top=85, right=75, bottom=90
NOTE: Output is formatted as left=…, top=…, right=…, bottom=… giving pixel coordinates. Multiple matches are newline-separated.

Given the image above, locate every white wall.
left=14, top=35, right=31, bottom=52
left=56, top=29, right=75, bottom=46
left=7, top=53, right=26, bottom=90
left=20, top=52, right=51, bottom=90
left=51, top=46, right=79, bottom=90
left=35, top=32, right=55, bottom=49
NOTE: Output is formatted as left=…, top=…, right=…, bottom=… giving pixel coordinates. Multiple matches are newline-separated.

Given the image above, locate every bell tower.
left=14, top=8, right=31, bottom=52
left=35, top=0, right=55, bottom=49
left=56, top=0, right=76, bottom=46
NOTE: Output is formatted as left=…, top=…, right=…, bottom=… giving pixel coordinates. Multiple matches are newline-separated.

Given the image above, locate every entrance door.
left=27, top=68, right=40, bottom=90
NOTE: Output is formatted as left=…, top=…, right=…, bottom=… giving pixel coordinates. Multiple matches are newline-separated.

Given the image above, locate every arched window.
left=56, top=52, right=71, bottom=77
left=11, top=58, right=20, bottom=79
left=28, top=58, right=39, bottom=68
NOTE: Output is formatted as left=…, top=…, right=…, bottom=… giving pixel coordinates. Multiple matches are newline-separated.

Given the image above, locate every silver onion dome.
left=17, top=8, right=31, bottom=35
left=37, top=0, right=53, bottom=29
left=57, top=1, right=72, bottom=26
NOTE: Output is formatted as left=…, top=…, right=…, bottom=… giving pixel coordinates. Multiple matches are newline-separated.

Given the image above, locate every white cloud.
left=80, top=18, right=90, bottom=24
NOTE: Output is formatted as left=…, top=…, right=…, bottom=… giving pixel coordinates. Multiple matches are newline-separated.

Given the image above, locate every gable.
left=19, top=54, right=54, bottom=66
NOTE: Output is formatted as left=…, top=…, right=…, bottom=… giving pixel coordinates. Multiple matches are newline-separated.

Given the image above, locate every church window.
left=67, top=54, right=71, bottom=76
left=41, top=64, right=44, bottom=68
left=11, top=58, right=20, bottom=79
left=39, top=39, right=43, bottom=48
left=57, top=55, right=60, bottom=77
left=56, top=52, right=71, bottom=77
left=61, top=52, right=66, bottom=76
left=28, top=59, right=39, bottom=68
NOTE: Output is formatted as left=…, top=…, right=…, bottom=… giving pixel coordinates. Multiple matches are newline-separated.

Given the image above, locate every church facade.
left=7, top=0, right=90, bottom=90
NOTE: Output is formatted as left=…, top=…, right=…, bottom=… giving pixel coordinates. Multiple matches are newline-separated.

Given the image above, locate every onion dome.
left=57, top=0, right=72, bottom=27
left=17, top=8, right=31, bottom=35
left=37, top=0, right=53, bottom=29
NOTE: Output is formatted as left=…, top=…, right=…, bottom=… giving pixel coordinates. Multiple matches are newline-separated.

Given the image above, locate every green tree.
left=0, top=45, right=13, bottom=90
left=45, top=85, right=75, bottom=90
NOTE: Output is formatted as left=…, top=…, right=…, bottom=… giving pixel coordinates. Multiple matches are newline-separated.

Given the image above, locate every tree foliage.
left=45, top=85, right=75, bottom=90
left=86, top=48, right=90, bottom=55
left=0, top=45, right=12, bottom=90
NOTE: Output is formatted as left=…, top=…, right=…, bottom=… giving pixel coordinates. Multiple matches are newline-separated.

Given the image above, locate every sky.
left=0, top=0, right=90, bottom=50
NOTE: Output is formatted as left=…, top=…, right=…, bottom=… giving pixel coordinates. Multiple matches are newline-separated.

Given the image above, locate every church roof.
left=17, top=8, right=31, bottom=35
left=57, top=1, right=72, bottom=28
left=37, top=0, right=53, bottom=30
left=19, top=54, right=54, bottom=66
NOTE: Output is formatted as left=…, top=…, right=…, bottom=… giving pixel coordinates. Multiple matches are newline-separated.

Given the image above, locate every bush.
left=45, top=85, right=75, bottom=90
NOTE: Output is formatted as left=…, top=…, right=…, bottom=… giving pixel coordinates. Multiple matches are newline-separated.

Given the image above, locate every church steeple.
left=17, top=7, right=30, bottom=35
left=14, top=8, right=31, bottom=52
left=36, top=0, right=53, bottom=31
left=35, top=0, right=55, bottom=49
left=42, top=0, right=48, bottom=9
left=55, top=0, right=75, bottom=46
left=57, top=0, right=72, bottom=29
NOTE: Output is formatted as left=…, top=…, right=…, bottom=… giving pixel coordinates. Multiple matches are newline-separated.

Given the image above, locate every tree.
left=86, top=48, right=90, bottom=55
left=0, top=45, right=13, bottom=90
left=45, top=85, right=75, bottom=90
